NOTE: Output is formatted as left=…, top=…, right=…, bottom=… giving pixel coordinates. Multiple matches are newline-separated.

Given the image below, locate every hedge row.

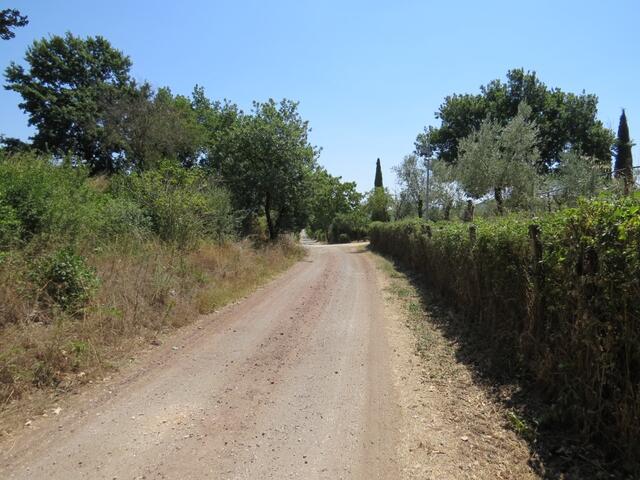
left=369, top=195, right=640, bottom=464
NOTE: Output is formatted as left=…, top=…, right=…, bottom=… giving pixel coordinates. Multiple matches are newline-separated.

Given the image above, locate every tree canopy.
left=308, top=168, right=361, bottom=239
left=455, top=103, right=540, bottom=214
left=103, top=83, right=204, bottom=171
left=0, top=8, right=28, bottom=40
left=416, top=69, right=615, bottom=171
left=221, top=99, right=318, bottom=239
left=392, top=154, right=425, bottom=218
left=5, top=33, right=133, bottom=173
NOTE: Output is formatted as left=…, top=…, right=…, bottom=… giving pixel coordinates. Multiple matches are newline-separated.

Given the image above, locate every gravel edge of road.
left=369, top=249, right=539, bottom=479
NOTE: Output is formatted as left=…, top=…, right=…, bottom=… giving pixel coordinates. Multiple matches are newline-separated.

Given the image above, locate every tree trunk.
left=417, top=198, right=423, bottom=219
left=624, top=174, right=632, bottom=196
left=494, top=187, right=505, bottom=215
left=274, top=204, right=287, bottom=239
left=264, top=191, right=276, bottom=240
left=443, top=199, right=452, bottom=221
left=463, top=200, right=474, bottom=222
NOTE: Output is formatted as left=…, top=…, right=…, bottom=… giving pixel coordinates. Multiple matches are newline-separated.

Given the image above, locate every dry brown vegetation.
left=0, top=237, right=304, bottom=434
left=375, top=252, right=538, bottom=479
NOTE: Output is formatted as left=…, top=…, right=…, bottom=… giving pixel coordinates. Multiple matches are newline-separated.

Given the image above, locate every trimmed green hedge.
left=370, top=195, right=640, bottom=464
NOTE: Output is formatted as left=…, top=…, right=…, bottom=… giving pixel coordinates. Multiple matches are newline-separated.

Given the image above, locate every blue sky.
left=0, top=0, right=638, bottom=192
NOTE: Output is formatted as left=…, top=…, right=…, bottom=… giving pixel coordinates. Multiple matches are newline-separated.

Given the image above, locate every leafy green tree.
left=614, top=109, right=634, bottom=194
left=103, top=84, right=204, bottom=170
left=222, top=99, right=318, bottom=240
left=0, top=8, right=28, bottom=40
left=368, top=187, right=391, bottom=222
left=328, top=208, right=369, bottom=243
left=371, top=158, right=390, bottom=221
left=550, top=151, right=609, bottom=205
left=308, top=168, right=361, bottom=239
left=5, top=33, right=133, bottom=173
left=392, top=190, right=416, bottom=220
left=417, top=68, right=615, bottom=171
left=430, top=159, right=464, bottom=220
left=191, top=85, right=242, bottom=173
left=455, top=103, right=540, bottom=214
left=374, top=158, right=383, bottom=188
left=393, top=154, right=426, bottom=218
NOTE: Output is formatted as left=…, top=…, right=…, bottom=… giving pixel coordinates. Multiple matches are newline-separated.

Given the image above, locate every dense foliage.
left=5, top=33, right=134, bottom=173
left=374, top=158, right=383, bottom=188
left=456, top=103, right=540, bottom=214
left=220, top=99, right=318, bottom=239
left=4, top=34, right=325, bottom=239
left=417, top=69, right=615, bottom=171
left=0, top=8, right=28, bottom=40
left=369, top=195, right=640, bottom=466
left=0, top=154, right=234, bottom=252
left=307, top=168, right=361, bottom=240
left=111, top=161, right=235, bottom=246
left=0, top=154, right=148, bottom=245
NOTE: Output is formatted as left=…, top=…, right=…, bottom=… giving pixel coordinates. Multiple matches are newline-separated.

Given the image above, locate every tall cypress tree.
left=615, top=109, right=634, bottom=193
left=374, top=158, right=383, bottom=188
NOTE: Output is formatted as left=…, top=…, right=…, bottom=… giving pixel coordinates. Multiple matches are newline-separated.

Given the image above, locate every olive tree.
left=455, top=103, right=540, bottom=214
left=393, top=154, right=426, bottom=218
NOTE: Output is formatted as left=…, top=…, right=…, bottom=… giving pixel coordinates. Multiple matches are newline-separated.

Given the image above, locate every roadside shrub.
left=111, top=161, right=236, bottom=247
left=93, top=196, right=151, bottom=240
left=33, top=248, right=99, bottom=312
left=0, top=154, right=90, bottom=241
left=0, top=200, right=21, bottom=248
left=328, top=210, right=369, bottom=243
left=0, top=154, right=150, bottom=245
left=369, top=194, right=640, bottom=467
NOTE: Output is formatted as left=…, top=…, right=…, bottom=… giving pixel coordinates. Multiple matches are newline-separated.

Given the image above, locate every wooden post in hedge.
left=469, top=224, right=477, bottom=245
left=527, top=224, right=544, bottom=357
left=529, top=224, right=542, bottom=266
left=463, top=200, right=474, bottom=222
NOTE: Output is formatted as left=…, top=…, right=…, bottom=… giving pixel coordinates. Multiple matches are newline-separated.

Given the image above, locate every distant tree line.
left=1, top=31, right=370, bottom=240
left=391, top=69, right=633, bottom=220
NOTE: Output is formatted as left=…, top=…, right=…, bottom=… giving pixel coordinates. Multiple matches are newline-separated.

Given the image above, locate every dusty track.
left=1, top=243, right=537, bottom=479
left=1, top=244, right=400, bottom=479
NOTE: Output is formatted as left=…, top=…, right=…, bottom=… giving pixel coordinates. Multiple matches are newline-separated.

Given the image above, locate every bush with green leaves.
left=110, top=161, right=235, bottom=247
left=369, top=194, right=640, bottom=467
left=0, top=154, right=88, bottom=241
left=0, top=199, right=20, bottom=248
left=33, top=248, right=99, bottom=312
left=0, top=154, right=150, bottom=246
left=328, top=209, right=369, bottom=243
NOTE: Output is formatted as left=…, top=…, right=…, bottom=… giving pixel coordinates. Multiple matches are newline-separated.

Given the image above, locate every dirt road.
left=1, top=243, right=538, bottom=479
left=1, top=244, right=401, bottom=479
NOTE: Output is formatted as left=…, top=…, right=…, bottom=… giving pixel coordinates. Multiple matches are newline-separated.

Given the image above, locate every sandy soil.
left=0, top=243, right=536, bottom=479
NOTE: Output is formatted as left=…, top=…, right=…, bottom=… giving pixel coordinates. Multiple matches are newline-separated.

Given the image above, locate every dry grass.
left=373, top=252, right=539, bottom=479
left=0, top=237, right=304, bottom=435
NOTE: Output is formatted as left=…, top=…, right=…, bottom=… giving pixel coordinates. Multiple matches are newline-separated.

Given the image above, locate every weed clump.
left=33, top=249, right=99, bottom=312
